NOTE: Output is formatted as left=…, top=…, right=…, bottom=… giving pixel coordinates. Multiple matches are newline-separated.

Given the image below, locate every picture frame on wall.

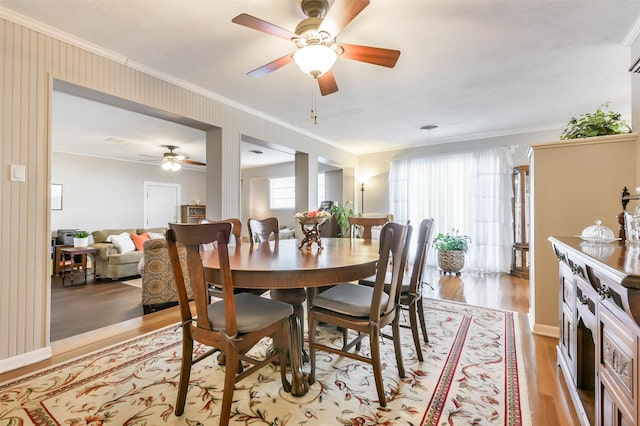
left=51, top=184, right=62, bottom=210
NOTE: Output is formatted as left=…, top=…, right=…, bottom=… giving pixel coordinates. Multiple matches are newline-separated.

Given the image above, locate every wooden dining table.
left=202, top=237, right=380, bottom=396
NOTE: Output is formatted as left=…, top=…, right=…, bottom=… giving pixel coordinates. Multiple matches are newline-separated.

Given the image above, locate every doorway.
left=144, top=182, right=180, bottom=228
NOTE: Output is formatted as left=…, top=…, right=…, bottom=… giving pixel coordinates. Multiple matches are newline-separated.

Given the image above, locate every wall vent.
left=630, top=56, right=640, bottom=73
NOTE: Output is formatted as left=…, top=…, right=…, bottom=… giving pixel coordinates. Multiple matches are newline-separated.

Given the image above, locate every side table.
left=60, top=246, right=97, bottom=285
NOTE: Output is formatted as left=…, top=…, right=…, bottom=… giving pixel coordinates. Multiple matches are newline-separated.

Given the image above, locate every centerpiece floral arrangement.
left=295, top=210, right=332, bottom=220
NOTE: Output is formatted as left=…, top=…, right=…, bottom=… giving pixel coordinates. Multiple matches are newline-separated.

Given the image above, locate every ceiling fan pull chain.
left=311, top=79, right=318, bottom=125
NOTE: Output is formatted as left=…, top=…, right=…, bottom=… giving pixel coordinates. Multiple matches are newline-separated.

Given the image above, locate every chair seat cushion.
left=313, top=283, right=388, bottom=317
left=359, top=273, right=411, bottom=294
left=206, top=292, right=293, bottom=333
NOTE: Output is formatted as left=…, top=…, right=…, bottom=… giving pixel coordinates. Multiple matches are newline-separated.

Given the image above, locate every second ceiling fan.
left=232, top=0, right=401, bottom=96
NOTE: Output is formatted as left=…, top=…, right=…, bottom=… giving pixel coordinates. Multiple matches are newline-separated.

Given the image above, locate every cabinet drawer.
left=560, top=262, right=575, bottom=309
left=598, top=305, right=635, bottom=404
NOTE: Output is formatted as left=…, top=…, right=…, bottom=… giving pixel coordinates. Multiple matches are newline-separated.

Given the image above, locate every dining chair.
left=308, top=221, right=412, bottom=407
left=359, top=218, right=434, bottom=362
left=166, top=222, right=294, bottom=424
left=248, top=217, right=280, bottom=243
left=348, top=216, right=389, bottom=240
left=200, top=217, right=242, bottom=245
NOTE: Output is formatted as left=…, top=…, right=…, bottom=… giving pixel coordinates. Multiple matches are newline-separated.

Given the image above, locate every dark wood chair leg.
left=391, top=317, right=406, bottom=377
left=308, top=314, right=317, bottom=385
left=417, top=297, right=429, bottom=343
left=409, top=301, right=424, bottom=362
left=220, top=349, right=238, bottom=426
left=369, top=325, right=387, bottom=407
left=175, top=333, right=194, bottom=416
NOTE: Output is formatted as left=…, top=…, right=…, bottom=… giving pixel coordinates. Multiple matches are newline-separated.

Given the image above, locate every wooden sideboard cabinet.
left=180, top=204, right=206, bottom=223
left=550, top=236, right=640, bottom=426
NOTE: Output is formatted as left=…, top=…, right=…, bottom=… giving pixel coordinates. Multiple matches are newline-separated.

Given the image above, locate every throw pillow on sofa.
left=109, top=232, right=136, bottom=254
left=130, top=232, right=150, bottom=251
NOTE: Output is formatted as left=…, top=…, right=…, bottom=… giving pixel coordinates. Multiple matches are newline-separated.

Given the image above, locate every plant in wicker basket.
left=433, top=230, right=471, bottom=275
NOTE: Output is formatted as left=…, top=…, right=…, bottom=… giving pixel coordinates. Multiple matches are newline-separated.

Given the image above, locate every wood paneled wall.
left=0, top=17, right=356, bottom=371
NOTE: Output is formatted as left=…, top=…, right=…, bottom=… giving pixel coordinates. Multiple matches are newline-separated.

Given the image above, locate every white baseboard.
left=530, top=317, right=559, bottom=338
left=0, top=347, right=52, bottom=374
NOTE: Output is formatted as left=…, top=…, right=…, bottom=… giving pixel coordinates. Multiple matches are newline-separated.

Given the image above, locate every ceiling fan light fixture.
left=162, top=159, right=182, bottom=171
left=293, top=44, right=337, bottom=78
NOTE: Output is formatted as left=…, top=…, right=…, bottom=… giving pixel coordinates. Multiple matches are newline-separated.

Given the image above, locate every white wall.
left=51, top=152, right=206, bottom=233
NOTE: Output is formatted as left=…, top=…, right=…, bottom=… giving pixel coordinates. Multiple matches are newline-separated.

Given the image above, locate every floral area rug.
left=0, top=299, right=531, bottom=425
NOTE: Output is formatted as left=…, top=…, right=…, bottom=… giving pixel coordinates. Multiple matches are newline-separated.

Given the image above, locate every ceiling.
left=3, top=0, right=640, bottom=165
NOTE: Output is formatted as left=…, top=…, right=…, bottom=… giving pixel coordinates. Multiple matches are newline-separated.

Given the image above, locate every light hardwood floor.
left=1, top=269, right=580, bottom=425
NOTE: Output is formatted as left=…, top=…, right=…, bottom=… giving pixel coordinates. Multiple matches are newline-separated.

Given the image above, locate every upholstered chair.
left=140, top=238, right=192, bottom=314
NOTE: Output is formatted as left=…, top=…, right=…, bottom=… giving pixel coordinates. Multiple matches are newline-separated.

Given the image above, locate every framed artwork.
left=51, top=184, right=63, bottom=210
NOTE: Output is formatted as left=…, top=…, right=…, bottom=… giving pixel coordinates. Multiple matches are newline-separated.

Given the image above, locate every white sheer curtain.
left=389, top=146, right=514, bottom=273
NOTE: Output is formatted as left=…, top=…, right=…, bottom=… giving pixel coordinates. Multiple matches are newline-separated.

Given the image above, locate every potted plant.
left=73, top=231, right=90, bottom=247
left=433, top=230, right=471, bottom=275
left=560, top=102, right=631, bottom=140
left=329, top=201, right=355, bottom=237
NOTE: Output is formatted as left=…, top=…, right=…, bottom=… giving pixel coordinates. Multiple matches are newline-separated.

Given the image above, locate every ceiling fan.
left=140, top=145, right=206, bottom=171
left=232, top=0, right=401, bottom=96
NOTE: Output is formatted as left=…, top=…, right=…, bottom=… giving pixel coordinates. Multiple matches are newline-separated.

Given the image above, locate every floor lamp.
left=357, top=176, right=369, bottom=214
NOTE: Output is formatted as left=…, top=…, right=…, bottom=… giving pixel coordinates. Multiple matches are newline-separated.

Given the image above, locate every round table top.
left=202, top=238, right=379, bottom=289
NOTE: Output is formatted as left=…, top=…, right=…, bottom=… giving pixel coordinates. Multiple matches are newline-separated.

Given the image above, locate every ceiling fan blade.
left=318, top=0, right=370, bottom=38
left=318, top=71, right=339, bottom=96
left=339, top=43, right=401, bottom=68
left=247, top=53, right=295, bottom=78
left=182, top=159, right=206, bottom=166
left=232, top=13, right=297, bottom=41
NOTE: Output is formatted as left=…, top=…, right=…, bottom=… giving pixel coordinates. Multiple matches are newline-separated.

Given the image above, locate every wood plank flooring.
left=50, top=275, right=143, bottom=341
left=2, top=268, right=580, bottom=425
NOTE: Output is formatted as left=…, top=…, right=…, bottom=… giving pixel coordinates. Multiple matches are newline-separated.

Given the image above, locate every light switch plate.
left=10, top=164, right=26, bottom=182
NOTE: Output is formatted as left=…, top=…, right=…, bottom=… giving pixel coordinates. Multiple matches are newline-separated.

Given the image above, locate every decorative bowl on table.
left=295, top=210, right=332, bottom=250
left=577, top=220, right=618, bottom=243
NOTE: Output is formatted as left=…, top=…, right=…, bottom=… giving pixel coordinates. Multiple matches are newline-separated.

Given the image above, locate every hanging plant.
left=560, top=102, right=631, bottom=140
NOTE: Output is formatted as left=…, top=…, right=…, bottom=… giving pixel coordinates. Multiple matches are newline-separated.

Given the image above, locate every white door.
left=144, top=182, right=180, bottom=228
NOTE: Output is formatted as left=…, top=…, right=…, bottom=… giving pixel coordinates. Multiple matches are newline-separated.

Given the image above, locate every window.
left=389, top=147, right=514, bottom=273
left=269, top=174, right=325, bottom=209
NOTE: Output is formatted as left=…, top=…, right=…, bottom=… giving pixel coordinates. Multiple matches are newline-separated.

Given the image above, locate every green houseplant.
left=560, top=102, right=631, bottom=140
left=329, top=201, right=355, bottom=237
left=433, top=230, right=471, bottom=275
left=73, top=231, right=90, bottom=247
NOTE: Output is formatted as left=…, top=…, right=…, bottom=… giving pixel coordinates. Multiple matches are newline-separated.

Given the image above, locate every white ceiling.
left=3, top=0, right=640, bottom=164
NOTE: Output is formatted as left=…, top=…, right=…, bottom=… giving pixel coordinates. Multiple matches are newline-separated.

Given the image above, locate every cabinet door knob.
left=597, top=286, right=611, bottom=300
left=578, top=295, right=589, bottom=305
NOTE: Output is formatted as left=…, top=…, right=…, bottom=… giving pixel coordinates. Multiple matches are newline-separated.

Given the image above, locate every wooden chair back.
left=200, top=218, right=242, bottom=243
left=407, top=218, right=434, bottom=297
left=348, top=216, right=389, bottom=240
left=167, top=222, right=236, bottom=334
left=376, top=222, right=413, bottom=318
left=248, top=217, right=279, bottom=243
